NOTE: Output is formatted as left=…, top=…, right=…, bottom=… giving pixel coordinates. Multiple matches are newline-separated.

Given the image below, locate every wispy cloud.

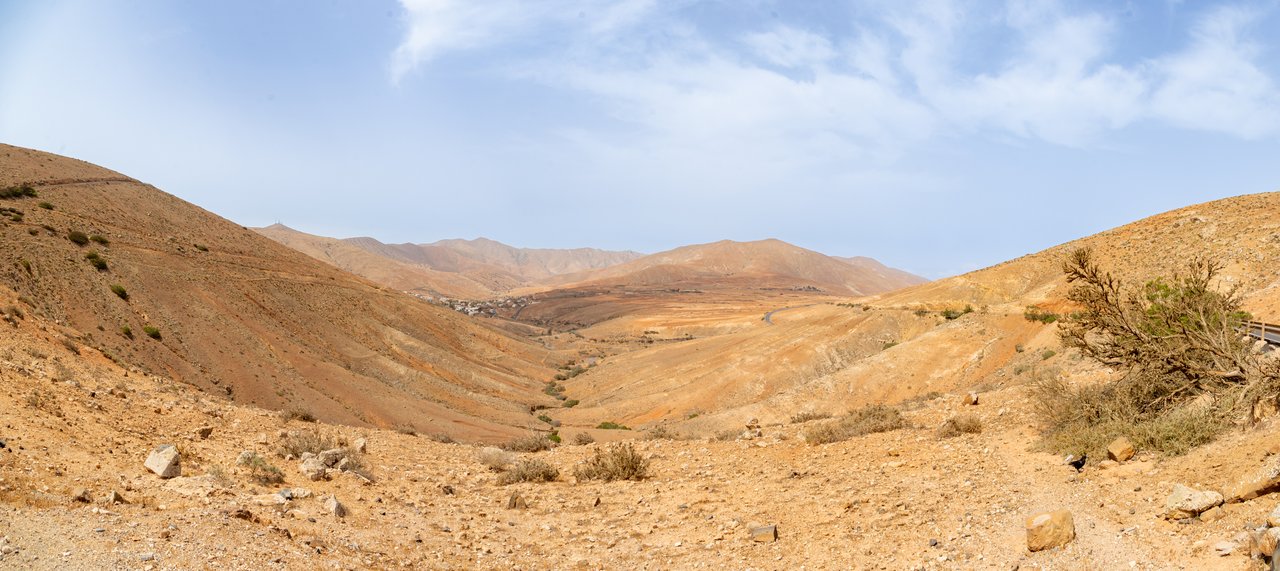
left=390, top=0, right=1280, bottom=149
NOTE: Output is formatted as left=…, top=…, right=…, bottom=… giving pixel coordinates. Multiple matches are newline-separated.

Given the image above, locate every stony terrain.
left=4, top=320, right=1280, bottom=570
left=6, top=144, right=1280, bottom=569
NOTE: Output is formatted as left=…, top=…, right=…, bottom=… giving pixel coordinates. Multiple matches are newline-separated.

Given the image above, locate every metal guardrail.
left=1243, top=321, right=1280, bottom=345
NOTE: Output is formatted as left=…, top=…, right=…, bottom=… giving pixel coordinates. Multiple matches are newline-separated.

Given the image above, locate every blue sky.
left=2, top=1, right=1279, bottom=278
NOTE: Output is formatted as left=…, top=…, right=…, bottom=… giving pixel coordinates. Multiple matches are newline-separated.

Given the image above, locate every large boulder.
left=1025, top=510, right=1075, bottom=552
left=144, top=444, right=181, bottom=479
left=1164, top=484, right=1223, bottom=519
left=299, top=454, right=328, bottom=481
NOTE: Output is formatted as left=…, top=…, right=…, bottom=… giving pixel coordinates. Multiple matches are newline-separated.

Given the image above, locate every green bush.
left=596, top=421, right=629, bottom=430
left=941, top=305, right=974, bottom=320
left=37, top=202, right=53, bottom=210
left=109, top=284, right=128, bottom=300
left=0, top=185, right=36, bottom=199
left=89, top=235, right=109, bottom=245
left=1024, top=306, right=1060, bottom=323
left=120, top=325, right=133, bottom=339
left=84, top=252, right=107, bottom=271
left=67, top=230, right=89, bottom=246
left=563, top=399, right=579, bottom=408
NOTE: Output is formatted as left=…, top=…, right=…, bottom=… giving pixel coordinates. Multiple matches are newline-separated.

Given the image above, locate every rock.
left=1025, top=510, right=1075, bottom=552
left=299, top=456, right=328, bottom=481
left=353, top=438, right=367, bottom=453
left=1257, top=527, right=1280, bottom=557
left=288, top=487, right=312, bottom=499
left=72, top=488, right=92, bottom=503
left=1268, top=504, right=1280, bottom=527
left=1097, top=460, right=1118, bottom=469
left=251, top=494, right=288, bottom=506
left=749, top=525, right=778, bottom=543
left=1224, top=457, right=1280, bottom=503
left=324, top=495, right=347, bottom=518
left=1213, top=540, right=1236, bottom=556
left=105, top=490, right=126, bottom=505
left=1200, top=506, right=1227, bottom=522
left=195, top=427, right=214, bottom=439
left=961, top=392, right=979, bottom=406
left=440, top=484, right=455, bottom=496
left=317, top=448, right=345, bottom=468
left=162, top=475, right=222, bottom=498
left=1107, top=437, right=1135, bottom=462
left=144, top=444, right=181, bottom=479
left=1165, top=484, right=1224, bottom=519
left=507, top=492, right=528, bottom=510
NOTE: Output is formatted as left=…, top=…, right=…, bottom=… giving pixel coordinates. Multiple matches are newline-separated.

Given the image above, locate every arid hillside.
left=256, top=226, right=644, bottom=298
left=0, top=144, right=560, bottom=441
left=542, top=193, right=1280, bottom=437
left=536, top=238, right=928, bottom=296
left=255, top=224, right=497, bottom=299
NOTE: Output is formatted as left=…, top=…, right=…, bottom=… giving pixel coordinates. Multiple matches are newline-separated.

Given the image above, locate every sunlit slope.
left=0, top=143, right=558, bottom=441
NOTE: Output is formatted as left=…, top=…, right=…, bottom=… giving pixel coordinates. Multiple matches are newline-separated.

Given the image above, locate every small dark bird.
left=1068, top=454, right=1087, bottom=472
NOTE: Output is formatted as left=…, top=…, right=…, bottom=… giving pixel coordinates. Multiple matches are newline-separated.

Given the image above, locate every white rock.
left=144, top=445, right=181, bottom=479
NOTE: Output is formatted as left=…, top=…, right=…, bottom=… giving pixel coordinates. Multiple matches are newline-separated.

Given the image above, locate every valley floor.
left=1, top=327, right=1273, bottom=570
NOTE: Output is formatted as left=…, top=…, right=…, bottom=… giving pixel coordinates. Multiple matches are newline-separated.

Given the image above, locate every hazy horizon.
left=3, top=1, right=1280, bottom=279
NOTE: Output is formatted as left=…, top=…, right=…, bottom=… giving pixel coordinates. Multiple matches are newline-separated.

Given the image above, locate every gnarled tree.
left=1035, top=248, right=1279, bottom=458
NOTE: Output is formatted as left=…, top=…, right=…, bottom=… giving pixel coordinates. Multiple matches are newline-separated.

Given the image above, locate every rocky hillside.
left=0, top=144, right=558, bottom=441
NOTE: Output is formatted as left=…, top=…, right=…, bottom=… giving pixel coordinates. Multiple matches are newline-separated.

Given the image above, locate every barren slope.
left=539, top=239, right=927, bottom=296
left=0, top=144, right=557, bottom=441
left=255, top=224, right=495, bottom=299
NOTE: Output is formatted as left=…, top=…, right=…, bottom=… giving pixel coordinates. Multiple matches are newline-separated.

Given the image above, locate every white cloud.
left=743, top=26, right=836, bottom=68
left=1148, top=5, right=1280, bottom=138
left=389, top=0, right=1280, bottom=146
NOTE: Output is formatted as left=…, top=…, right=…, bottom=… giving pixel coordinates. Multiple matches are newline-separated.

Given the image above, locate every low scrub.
left=1023, top=306, right=1060, bottom=324
left=238, top=452, right=285, bottom=484
left=574, top=442, right=650, bottom=482
left=572, top=432, right=595, bottom=445
left=281, top=406, right=316, bottom=423
left=84, top=252, right=108, bottom=271
left=937, top=414, right=983, bottom=438
left=596, top=421, right=629, bottom=430
left=501, top=433, right=554, bottom=453
left=478, top=447, right=516, bottom=471
left=0, top=184, right=36, bottom=199
left=789, top=411, right=832, bottom=424
left=142, top=325, right=161, bottom=339
left=67, top=230, right=89, bottom=246
left=804, top=404, right=906, bottom=445
left=276, top=430, right=335, bottom=458
left=497, top=458, right=559, bottom=485
left=109, top=284, right=129, bottom=300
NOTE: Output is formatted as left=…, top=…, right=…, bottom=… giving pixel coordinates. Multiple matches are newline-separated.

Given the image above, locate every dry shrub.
left=394, top=423, right=418, bottom=436
left=804, top=404, right=906, bottom=445
left=281, top=406, right=316, bottom=423
left=501, top=433, right=554, bottom=453
left=497, top=458, right=559, bottom=485
left=572, top=432, right=595, bottom=445
left=238, top=452, right=285, bottom=485
left=25, top=388, right=61, bottom=416
left=276, top=430, right=336, bottom=459
left=789, top=411, right=832, bottom=424
left=711, top=429, right=740, bottom=442
left=937, top=414, right=983, bottom=438
left=478, top=447, right=516, bottom=472
left=1033, top=249, right=1265, bottom=460
left=1032, top=373, right=1228, bottom=459
left=574, top=442, right=650, bottom=482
